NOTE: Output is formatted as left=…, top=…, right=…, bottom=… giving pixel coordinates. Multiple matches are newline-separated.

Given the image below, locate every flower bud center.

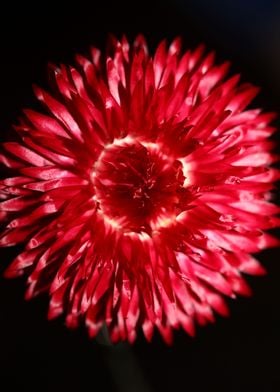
left=92, top=138, right=186, bottom=233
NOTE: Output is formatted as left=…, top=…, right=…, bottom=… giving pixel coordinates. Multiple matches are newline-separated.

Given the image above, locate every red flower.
left=0, top=36, right=279, bottom=343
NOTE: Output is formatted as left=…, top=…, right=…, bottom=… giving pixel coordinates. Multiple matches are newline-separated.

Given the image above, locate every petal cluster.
left=0, top=36, right=279, bottom=343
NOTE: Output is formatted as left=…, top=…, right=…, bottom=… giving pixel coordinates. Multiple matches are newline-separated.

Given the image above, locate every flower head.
left=0, top=36, right=279, bottom=343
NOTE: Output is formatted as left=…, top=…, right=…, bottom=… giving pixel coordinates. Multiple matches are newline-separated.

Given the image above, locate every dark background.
left=0, top=1, right=279, bottom=391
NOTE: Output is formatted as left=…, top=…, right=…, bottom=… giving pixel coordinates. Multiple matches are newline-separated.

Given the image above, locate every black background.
left=0, top=1, right=279, bottom=391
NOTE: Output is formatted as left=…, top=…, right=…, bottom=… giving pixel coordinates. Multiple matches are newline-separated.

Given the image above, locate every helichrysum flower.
left=0, top=36, right=279, bottom=343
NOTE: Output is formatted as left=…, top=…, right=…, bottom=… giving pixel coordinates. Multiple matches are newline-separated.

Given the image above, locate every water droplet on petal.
left=219, top=214, right=234, bottom=223
left=225, top=176, right=241, bottom=185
